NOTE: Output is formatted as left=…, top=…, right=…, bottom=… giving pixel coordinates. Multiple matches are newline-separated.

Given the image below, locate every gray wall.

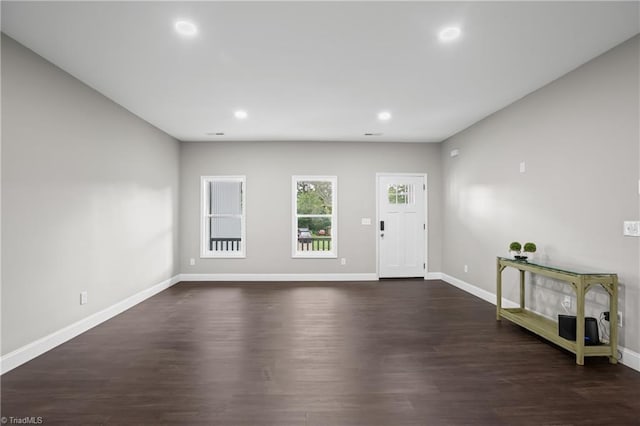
left=441, top=36, right=640, bottom=353
left=180, top=141, right=442, bottom=275
left=1, top=35, right=180, bottom=355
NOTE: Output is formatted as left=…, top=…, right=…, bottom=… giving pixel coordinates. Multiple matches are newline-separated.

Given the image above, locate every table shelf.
left=499, top=308, right=613, bottom=357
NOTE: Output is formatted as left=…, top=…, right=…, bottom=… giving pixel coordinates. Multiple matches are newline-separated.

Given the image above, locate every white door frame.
left=375, top=173, right=428, bottom=279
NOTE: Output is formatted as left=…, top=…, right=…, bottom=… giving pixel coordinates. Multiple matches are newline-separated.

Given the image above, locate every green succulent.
left=509, top=242, right=522, bottom=252
left=523, top=242, right=537, bottom=253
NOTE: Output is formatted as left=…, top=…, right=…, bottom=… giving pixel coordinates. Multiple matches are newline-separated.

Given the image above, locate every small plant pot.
left=514, top=255, right=528, bottom=261
left=511, top=251, right=526, bottom=260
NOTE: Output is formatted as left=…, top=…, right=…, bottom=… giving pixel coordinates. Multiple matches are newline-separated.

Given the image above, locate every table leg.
left=519, top=270, right=525, bottom=309
left=610, top=277, right=618, bottom=364
left=496, top=259, right=502, bottom=321
left=576, top=281, right=585, bottom=365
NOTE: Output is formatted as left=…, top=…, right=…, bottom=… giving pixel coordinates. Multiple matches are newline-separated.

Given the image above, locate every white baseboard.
left=179, top=273, right=379, bottom=282
left=441, top=273, right=519, bottom=309
left=620, top=347, right=640, bottom=371
left=440, top=273, right=639, bottom=372
left=181, top=272, right=448, bottom=282
left=1, top=274, right=181, bottom=375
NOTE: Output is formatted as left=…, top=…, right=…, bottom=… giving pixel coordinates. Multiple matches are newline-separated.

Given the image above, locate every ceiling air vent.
left=364, top=132, right=383, bottom=136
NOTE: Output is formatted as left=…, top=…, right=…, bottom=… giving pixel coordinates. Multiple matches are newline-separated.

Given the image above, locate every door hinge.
left=423, top=263, right=426, bottom=269
left=423, top=224, right=426, bottom=230
left=423, top=184, right=426, bottom=190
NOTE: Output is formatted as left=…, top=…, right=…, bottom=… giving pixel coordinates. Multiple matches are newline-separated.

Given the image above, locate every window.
left=201, top=176, right=246, bottom=258
left=388, top=184, right=415, bottom=205
left=292, top=176, right=337, bottom=258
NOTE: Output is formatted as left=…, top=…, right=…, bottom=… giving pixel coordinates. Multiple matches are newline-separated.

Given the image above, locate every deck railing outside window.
left=297, top=237, right=331, bottom=251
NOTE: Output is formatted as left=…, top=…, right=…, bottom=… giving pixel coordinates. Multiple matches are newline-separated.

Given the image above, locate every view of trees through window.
left=297, top=181, right=332, bottom=235
left=294, top=178, right=336, bottom=256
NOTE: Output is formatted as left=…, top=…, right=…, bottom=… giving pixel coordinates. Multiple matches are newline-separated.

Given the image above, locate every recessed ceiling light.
left=234, top=110, right=248, bottom=120
left=438, top=26, right=461, bottom=42
left=377, top=111, right=391, bottom=121
left=175, top=20, right=197, bottom=37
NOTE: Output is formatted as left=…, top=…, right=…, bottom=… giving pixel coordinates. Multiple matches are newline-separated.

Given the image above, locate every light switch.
left=519, top=161, right=526, bottom=173
left=623, top=221, right=640, bottom=236
left=361, top=218, right=371, bottom=225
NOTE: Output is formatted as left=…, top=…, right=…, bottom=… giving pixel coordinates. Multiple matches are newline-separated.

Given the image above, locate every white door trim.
left=375, top=173, right=428, bottom=279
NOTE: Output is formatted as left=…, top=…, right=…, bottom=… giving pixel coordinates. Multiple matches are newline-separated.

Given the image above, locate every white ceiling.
left=2, top=1, right=638, bottom=143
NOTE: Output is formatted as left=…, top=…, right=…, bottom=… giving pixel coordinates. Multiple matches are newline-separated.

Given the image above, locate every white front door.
left=377, top=174, right=426, bottom=278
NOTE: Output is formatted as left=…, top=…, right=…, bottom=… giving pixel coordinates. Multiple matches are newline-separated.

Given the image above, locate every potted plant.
left=509, top=242, right=523, bottom=259
left=509, top=241, right=537, bottom=260
left=523, top=242, right=537, bottom=260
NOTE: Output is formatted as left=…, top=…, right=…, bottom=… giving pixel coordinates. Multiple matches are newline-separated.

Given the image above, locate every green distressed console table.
left=496, top=257, right=618, bottom=365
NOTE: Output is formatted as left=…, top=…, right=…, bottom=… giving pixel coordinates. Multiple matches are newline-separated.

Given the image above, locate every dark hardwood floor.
left=2, top=280, right=639, bottom=425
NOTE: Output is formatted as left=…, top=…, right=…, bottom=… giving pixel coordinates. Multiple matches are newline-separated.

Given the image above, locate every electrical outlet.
left=623, top=221, right=640, bottom=236
left=562, top=295, right=571, bottom=309
left=340, top=258, right=347, bottom=265
left=189, top=258, right=196, bottom=266
left=602, top=311, right=622, bottom=327
left=464, top=264, right=468, bottom=273
left=80, top=291, right=88, bottom=305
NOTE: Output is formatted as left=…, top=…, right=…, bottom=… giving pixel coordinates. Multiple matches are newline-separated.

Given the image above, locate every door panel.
left=386, top=212, right=400, bottom=267
left=403, top=212, right=419, bottom=267
left=378, top=175, right=425, bottom=278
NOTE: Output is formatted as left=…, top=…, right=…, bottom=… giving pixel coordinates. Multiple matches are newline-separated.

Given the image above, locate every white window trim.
left=201, top=175, right=246, bottom=258
left=292, top=175, right=338, bottom=259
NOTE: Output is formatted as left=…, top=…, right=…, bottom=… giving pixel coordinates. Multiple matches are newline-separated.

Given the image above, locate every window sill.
left=201, top=253, right=246, bottom=259
left=292, top=253, right=338, bottom=259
